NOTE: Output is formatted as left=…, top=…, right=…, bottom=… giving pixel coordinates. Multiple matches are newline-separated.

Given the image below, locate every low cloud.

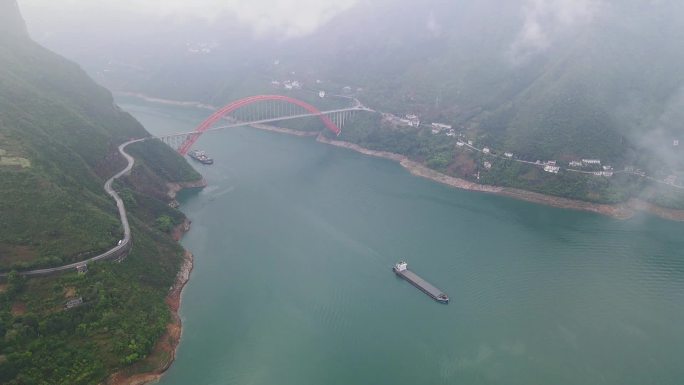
left=20, top=0, right=359, bottom=38
left=637, top=86, right=684, bottom=170
left=509, top=0, right=601, bottom=62
left=426, top=11, right=443, bottom=38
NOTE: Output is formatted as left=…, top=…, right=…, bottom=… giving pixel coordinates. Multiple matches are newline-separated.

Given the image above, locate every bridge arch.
left=178, top=95, right=342, bottom=155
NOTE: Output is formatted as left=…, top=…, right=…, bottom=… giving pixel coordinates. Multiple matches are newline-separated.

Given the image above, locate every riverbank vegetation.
left=333, top=114, right=684, bottom=207
left=0, top=3, right=203, bottom=383
left=78, top=0, right=683, bottom=210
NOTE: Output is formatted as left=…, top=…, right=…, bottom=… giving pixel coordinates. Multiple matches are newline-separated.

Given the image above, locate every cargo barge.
left=188, top=149, right=214, bottom=165
left=393, top=261, right=449, bottom=304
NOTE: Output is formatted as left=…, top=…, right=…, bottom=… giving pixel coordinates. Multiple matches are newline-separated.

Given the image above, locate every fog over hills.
left=16, top=0, right=683, bottom=209
left=0, top=0, right=27, bottom=36
left=1, top=1, right=684, bottom=382
left=20, top=0, right=682, bottom=169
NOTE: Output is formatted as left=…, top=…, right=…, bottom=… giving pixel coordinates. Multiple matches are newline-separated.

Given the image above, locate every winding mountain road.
left=0, top=138, right=144, bottom=278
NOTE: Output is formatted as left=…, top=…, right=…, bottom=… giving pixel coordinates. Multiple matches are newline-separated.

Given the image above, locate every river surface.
left=118, top=96, right=684, bottom=385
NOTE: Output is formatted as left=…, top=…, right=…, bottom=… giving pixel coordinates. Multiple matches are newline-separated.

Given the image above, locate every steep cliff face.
left=0, top=0, right=27, bottom=38
left=0, top=3, right=205, bottom=384
left=0, top=0, right=200, bottom=270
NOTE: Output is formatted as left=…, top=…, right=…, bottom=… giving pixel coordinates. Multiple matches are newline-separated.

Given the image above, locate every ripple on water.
left=311, top=286, right=353, bottom=335
left=126, top=99, right=684, bottom=385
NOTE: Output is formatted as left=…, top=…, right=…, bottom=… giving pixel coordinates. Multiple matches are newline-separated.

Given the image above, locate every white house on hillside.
left=431, top=123, right=452, bottom=130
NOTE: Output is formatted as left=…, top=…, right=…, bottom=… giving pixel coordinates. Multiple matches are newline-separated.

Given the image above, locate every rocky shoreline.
left=626, top=199, right=684, bottom=221
left=167, top=178, right=208, bottom=200
left=106, top=221, right=196, bottom=385
left=315, top=134, right=681, bottom=221
left=104, top=97, right=681, bottom=384
left=118, top=92, right=217, bottom=111
left=117, top=92, right=683, bottom=222
left=166, top=178, right=208, bottom=208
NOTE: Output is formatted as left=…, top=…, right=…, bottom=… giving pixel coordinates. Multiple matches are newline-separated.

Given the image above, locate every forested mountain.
left=0, top=0, right=198, bottom=270
left=24, top=0, right=683, bottom=205
left=34, top=0, right=683, bottom=168
left=0, top=1, right=201, bottom=382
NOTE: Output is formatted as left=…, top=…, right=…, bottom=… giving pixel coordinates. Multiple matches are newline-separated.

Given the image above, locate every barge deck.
left=393, top=261, right=449, bottom=304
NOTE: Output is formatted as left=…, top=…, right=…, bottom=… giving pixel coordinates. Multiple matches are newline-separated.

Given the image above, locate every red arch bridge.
left=155, top=95, right=374, bottom=155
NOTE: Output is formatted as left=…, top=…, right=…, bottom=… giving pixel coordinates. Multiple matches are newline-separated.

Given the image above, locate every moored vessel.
left=188, top=149, right=214, bottom=165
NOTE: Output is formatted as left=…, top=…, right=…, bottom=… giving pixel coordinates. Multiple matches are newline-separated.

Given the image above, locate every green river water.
left=118, top=97, right=684, bottom=385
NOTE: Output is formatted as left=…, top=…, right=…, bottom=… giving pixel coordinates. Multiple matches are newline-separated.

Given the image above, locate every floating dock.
left=393, top=261, right=449, bottom=304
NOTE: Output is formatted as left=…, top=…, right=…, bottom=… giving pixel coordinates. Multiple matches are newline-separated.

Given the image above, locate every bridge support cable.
left=331, top=110, right=356, bottom=130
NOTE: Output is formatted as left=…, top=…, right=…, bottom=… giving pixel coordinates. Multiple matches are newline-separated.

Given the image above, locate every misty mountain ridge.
left=30, top=0, right=682, bottom=171
left=19, top=0, right=682, bottom=209
left=1, top=0, right=27, bottom=37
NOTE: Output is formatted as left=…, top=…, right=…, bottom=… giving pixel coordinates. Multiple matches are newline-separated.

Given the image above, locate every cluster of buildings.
left=531, top=160, right=561, bottom=174
left=383, top=113, right=460, bottom=135
left=430, top=122, right=455, bottom=136
left=341, top=86, right=364, bottom=94
left=541, top=160, right=560, bottom=174
left=271, top=80, right=302, bottom=90
left=568, top=159, right=602, bottom=168
left=185, top=42, right=218, bottom=55
left=566, top=159, right=616, bottom=176
left=402, top=114, right=421, bottom=127
left=383, top=113, right=422, bottom=128
left=379, top=113, right=660, bottom=182
left=593, top=170, right=614, bottom=177
left=624, top=166, right=646, bottom=176
left=65, top=297, right=84, bottom=310
left=665, top=175, right=678, bottom=185
left=382, top=114, right=466, bottom=140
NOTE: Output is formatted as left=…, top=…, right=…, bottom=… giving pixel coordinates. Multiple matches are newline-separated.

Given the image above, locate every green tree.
left=155, top=216, right=174, bottom=233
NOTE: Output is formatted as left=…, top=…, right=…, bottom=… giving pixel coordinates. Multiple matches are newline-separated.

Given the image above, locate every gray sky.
left=20, top=0, right=603, bottom=47
left=510, top=0, right=600, bottom=62
left=20, top=0, right=360, bottom=38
